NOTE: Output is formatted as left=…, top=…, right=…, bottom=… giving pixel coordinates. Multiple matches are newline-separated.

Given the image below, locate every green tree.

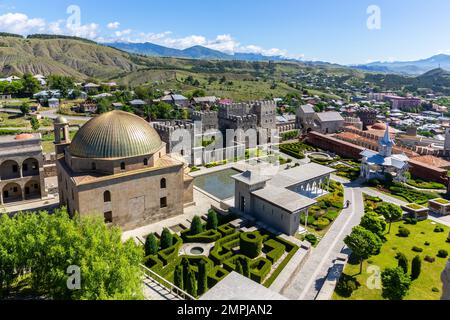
left=160, top=228, right=173, bottom=249
left=0, top=209, right=143, bottom=300
left=48, top=75, right=75, bottom=98
left=174, top=264, right=184, bottom=290
left=360, top=211, right=387, bottom=238
left=411, top=255, right=421, bottom=280
left=206, top=210, right=218, bottom=230
left=197, top=260, right=208, bottom=296
left=144, top=233, right=158, bottom=256
left=20, top=103, right=30, bottom=115
left=381, top=267, right=411, bottom=300
left=190, top=216, right=204, bottom=235
left=21, top=73, right=41, bottom=96
left=344, top=226, right=382, bottom=274
left=30, top=117, right=40, bottom=131
left=375, top=202, right=403, bottom=234
left=181, top=258, right=190, bottom=286
left=185, top=267, right=197, bottom=297
left=397, top=252, right=408, bottom=274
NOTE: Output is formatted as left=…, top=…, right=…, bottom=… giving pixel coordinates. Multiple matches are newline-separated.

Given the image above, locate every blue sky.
left=1, top=0, right=450, bottom=64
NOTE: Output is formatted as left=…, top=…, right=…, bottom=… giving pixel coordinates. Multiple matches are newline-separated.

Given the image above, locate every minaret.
left=53, top=116, right=71, bottom=156
left=379, top=123, right=394, bottom=157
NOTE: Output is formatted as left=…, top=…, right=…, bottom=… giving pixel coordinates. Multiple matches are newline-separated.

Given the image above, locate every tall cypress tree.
left=235, top=259, right=244, bottom=275
left=198, top=260, right=208, bottom=296
left=186, top=267, right=197, bottom=297
left=174, top=264, right=184, bottom=290
left=191, top=216, right=204, bottom=235
left=397, top=253, right=408, bottom=274
left=144, top=233, right=158, bottom=256
left=181, top=258, right=190, bottom=286
left=160, top=228, right=173, bottom=249
left=206, top=210, right=219, bottom=230
left=241, top=258, right=250, bottom=278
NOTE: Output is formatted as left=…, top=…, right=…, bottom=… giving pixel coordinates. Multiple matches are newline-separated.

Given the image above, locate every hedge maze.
left=143, top=222, right=299, bottom=297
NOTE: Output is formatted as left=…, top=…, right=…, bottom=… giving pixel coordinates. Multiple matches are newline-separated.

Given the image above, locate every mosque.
left=53, top=110, right=194, bottom=230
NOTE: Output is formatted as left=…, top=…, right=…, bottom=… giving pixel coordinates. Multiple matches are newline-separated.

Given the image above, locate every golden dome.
left=69, top=110, right=163, bottom=159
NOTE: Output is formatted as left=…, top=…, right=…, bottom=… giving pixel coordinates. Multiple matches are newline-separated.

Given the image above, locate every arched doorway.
left=22, top=158, right=40, bottom=177
left=24, top=180, right=40, bottom=200
left=0, top=160, right=20, bottom=180
left=2, top=183, right=22, bottom=203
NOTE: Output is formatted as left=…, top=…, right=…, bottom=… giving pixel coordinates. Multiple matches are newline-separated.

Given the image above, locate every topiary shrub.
left=434, top=226, right=445, bottom=233
left=144, top=233, right=159, bottom=256
left=437, top=250, right=449, bottom=258
left=240, top=232, right=263, bottom=259
left=424, top=255, right=436, bottom=263
left=411, top=255, right=421, bottom=280
left=335, top=274, right=359, bottom=298
left=313, top=217, right=331, bottom=231
left=207, top=266, right=229, bottom=288
left=305, top=234, right=318, bottom=246
left=397, top=226, right=411, bottom=238
left=206, top=209, right=219, bottom=230
left=181, top=229, right=221, bottom=243
left=396, top=252, right=408, bottom=274
left=218, top=223, right=236, bottom=237
left=249, top=257, right=272, bottom=284
left=160, top=228, right=173, bottom=249
left=264, top=239, right=286, bottom=264
left=412, top=246, right=423, bottom=253
left=191, top=216, right=204, bottom=235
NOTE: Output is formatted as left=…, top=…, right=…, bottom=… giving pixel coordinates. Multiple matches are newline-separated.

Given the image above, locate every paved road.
left=283, top=182, right=366, bottom=300
left=1, top=107, right=91, bottom=122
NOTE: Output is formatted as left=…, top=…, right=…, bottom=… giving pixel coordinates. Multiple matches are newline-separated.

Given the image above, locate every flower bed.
left=401, top=203, right=429, bottom=221
left=429, top=198, right=450, bottom=216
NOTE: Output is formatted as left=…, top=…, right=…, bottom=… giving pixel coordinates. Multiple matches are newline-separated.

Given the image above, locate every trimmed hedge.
left=181, top=229, right=222, bottom=243
left=218, top=223, right=236, bottom=236
left=263, top=245, right=299, bottom=288
left=249, top=258, right=272, bottom=284
left=223, top=254, right=252, bottom=273
left=180, top=255, right=214, bottom=274
left=210, top=232, right=242, bottom=265
left=158, top=234, right=183, bottom=264
left=207, top=266, right=230, bottom=288
left=240, top=232, right=263, bottom=259
left=264, top=239, right=286, bottom=264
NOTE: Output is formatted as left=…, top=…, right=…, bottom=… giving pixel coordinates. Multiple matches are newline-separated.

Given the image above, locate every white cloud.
left=0, top=13, right=45, bottom=34
left=114, top=29, right=132, bottom=37
left=107, top=22, right=120, bottom=30
left=66, top=22, right=100, bottom=39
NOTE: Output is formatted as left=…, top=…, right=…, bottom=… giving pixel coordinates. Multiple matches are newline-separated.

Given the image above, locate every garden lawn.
left=333, top=220, right=450, bottom=300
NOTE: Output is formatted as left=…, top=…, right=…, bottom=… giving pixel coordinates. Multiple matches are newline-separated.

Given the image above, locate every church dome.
left=69, top=110, right=163, bottom=159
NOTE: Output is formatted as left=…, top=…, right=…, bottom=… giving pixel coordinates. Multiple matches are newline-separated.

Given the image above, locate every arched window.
left=120, top=162, right=126, bottom=170
left=144, top=158, right=148, bottom=166
left=104, top=191, right=111, bottom=202
left=160, top=178, right=167, bottom=189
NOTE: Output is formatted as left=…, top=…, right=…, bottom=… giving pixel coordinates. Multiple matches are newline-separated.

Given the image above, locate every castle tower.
left=53, top=116, right=71, bottom=156
left=379, top=123, right=394, bottom=157
left=445, top=126, right=450, bottom=151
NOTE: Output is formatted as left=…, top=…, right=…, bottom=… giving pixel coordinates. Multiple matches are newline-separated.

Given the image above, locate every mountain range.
left=105, top=42, right=296, bottom=62
left=354, top=54, right=450, bottom=75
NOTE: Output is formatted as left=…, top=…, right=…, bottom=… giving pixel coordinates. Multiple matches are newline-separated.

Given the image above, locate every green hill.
left=0, top=36, right=139, bottom=79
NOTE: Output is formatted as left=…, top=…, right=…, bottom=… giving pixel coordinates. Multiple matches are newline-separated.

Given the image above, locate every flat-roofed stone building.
left=232, top=163, right=336, bottom=235
left=54, top=111, right=194, bottom=231
left=0, top=133, right=47, bottom=205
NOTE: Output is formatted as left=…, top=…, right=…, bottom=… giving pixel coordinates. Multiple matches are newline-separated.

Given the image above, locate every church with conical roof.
left=53, top=111, right=194, bottom=230
left=360, top=123, right=410, bottom=182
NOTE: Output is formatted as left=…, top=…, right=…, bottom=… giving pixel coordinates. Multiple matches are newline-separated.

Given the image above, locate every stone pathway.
left=282, top=186, right=365, bottom=300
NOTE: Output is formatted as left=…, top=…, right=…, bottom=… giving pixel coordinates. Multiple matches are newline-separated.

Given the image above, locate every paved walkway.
left=283, top=184, right=365, bottom=300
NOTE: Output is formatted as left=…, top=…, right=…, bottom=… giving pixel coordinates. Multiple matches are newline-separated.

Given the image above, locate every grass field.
left=333, top=220, right=450, bottom=300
